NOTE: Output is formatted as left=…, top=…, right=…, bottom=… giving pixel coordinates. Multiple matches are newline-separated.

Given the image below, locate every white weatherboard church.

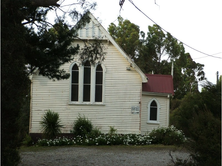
left=29, top=13, right=174, bottom=135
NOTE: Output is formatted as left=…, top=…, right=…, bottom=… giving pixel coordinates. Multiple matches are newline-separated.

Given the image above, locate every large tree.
left=138, top=25, right=205, bottom=99
left=108, top=16, right=141, bottom=60
left=108, top=19, right=205, bottom=99
left=2, top=0, right=102, bottom=165
left=138, top=24, right=184, bottom=74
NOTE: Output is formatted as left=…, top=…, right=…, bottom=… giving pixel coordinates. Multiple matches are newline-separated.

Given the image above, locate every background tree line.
left=108, top=17, right=205, bottom=99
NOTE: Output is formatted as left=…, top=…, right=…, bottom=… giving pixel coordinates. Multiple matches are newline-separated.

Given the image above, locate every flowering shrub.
left=148, top=125, right=186, bottom=145
left=36, top=126, right=185, bottom=147
left=36, top=134, right=152, bottom=146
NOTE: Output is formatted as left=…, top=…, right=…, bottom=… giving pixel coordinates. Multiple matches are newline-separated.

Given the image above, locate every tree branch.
left=31, top=0, right=60, bottom=7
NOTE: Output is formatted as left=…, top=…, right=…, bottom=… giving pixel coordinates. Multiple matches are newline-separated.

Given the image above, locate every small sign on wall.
left=131, top=106, right=140, bottom=114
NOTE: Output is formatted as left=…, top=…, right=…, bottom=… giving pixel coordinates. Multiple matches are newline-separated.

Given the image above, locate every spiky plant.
left=40, top=110, right=63, bottom=139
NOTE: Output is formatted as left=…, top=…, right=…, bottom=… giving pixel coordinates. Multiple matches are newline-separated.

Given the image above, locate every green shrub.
left=71, top=115, right=93, bottom=137
left=185, top=110, right=221, bottom=166
left=108, top=126, right=117, bottom=135
left=40, top=110, right=63, bottom=139
left=36, top=134, right=152, bottom=146
left=22, top=134, right=33, bottom=146
left=149, top=126, right=186, bottom=145
left=88, top=127, right=102, bottom=138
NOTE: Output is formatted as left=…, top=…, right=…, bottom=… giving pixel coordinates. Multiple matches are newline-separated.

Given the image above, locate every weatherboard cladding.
left=77, top=12, right=148, bottom=83
left=29, top=13, right=172, bottom=134
left=141, top=95, right=169, bottom=134
left=142, top=74, right=174, bottom=95
left=30, top=42, right=142, bottom=134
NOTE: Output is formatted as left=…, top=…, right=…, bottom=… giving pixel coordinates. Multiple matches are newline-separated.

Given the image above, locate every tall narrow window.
left=150, top=100, right=157, bottom=121
left=71, top=64, right=79, bottom=101
left=95, top=64, right=103, bottom=102
left=83, top=61, right=91, bottom=102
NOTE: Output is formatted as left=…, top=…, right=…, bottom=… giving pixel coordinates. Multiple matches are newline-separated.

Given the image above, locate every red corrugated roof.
left=142, top=74, right=174, bottom=95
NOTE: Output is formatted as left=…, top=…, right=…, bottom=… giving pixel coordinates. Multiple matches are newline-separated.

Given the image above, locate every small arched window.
left=71, top=64, right=79, bottom=101
left=149, top=100, right=158, bottom=121
left=83, top=61, right=91, bottom=102
left=95, top=64, right=103, bottom=102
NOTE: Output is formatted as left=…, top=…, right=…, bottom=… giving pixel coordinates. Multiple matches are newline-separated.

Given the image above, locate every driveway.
left=19, top=146, right=190, bottom=166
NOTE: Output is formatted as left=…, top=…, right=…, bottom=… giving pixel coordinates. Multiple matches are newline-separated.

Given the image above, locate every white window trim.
left=69, top=62, right=106, bottom=105
left=147, top=98, right=160, bottom=124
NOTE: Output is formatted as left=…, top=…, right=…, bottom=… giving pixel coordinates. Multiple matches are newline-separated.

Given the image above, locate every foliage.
left=36, top=134, right=152, bottom=146
left=36, top=125, right=186, bottom=147
left=108, top=18, right=205, bottom=99
left=17, top=90, right=31, bottom=142
left=138, top=24, right=184, bottom=73
left=71, top=115, right=93, bottom=137
left=88, top=127, right=102, bottom=138
left=185, top=110, right=221, bottom=166
left=2, top=0, right=101, bottom=165
left=78, top=39, right=106, bottom=64
left=108, top=126, right=117, bottom=135
left=173, top=53, right=205, bottom=99
left=171, top=81, right=221, bottom=136
left=2, top=147, right=21, bottom=166
left=22, top=134, right=33, bottom=147
left=200, top=81, right=221, bottom=117
left=148, top=126, right=186, bottom=145
left=108, top=16, right=141, bottom=60
left=139, top=25, right=205, bottom=99
left=37, top=116, right=185, bottom=147
left=40, top=110, right=63, bottom=139
left=171, top=81, right=221, bottom=166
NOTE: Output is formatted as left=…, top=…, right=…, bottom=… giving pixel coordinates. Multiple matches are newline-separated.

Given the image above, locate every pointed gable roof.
left=77, top=12, right=147, bottom=83
left=142, top=74, right=174, bottom=95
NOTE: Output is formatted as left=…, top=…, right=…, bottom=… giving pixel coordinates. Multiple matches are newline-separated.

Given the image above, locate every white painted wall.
left=30, top=41, right=142, bottom=134
left=140, top=94, right=170, bottom=134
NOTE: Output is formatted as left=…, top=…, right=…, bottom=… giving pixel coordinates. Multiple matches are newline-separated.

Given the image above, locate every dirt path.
left=19, top=146, right=190, bottom=166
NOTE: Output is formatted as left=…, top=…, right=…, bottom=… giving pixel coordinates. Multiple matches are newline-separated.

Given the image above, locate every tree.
left=108, top=18, right=205, bottom=99
left=140, top=25, right=205, bottom=99
left=173, top=53, right=205, bottom=99
left=2, top=0, right=101, bottom=165
left=137, top=25, right=185, bottom=74
left=108, top=16, right=141, bottom=60
left=170, top=81, right=221, bottom=165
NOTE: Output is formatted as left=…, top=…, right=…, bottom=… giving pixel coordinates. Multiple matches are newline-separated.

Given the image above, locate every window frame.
left=69, top=61, right=105, bottom=105
left=147, top=99, right=160, bottom=124
left=95, top=64, right=103, bottom=103
left=71, top=63, right=79, bottom=102
left=83, top=60, right=91, bottom=102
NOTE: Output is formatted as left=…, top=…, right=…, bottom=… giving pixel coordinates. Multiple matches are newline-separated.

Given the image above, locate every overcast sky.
left=54, top=0, right=222, bottom=85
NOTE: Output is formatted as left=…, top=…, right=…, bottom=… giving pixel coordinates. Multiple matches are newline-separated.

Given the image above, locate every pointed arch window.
left=71, top=64, right=79, bottom=101
left=95, top=64, right=103, bottom=102
left=150, top=100, right=157, bottom=121
left=70, top=61, right=105, bottom=104
left=148, top=100, right=159, bottom=123
left=83, top=61, right=91, bottom=102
